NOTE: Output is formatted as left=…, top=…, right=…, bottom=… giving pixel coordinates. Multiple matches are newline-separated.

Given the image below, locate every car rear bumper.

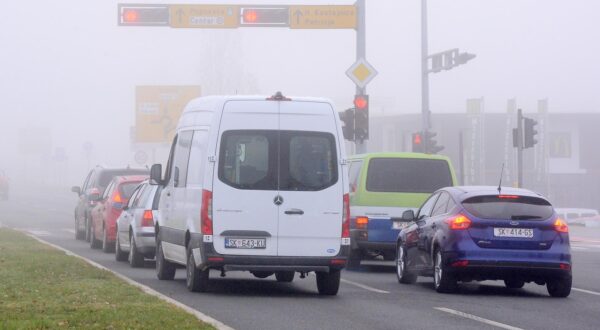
left=351, top=230, right=396, bottom=252
left=190, top=233, right=349, bottom=272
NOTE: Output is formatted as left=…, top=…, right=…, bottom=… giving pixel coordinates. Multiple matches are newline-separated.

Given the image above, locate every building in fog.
left=366, top=105, right=600, bottom=210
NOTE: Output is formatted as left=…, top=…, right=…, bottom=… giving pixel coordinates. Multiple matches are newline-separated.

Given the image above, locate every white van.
left=150, top=92, right=350, bottom=295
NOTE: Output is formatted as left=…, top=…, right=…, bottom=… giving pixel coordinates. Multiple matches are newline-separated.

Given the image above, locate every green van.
left=347, top=152, right=457, bottom=268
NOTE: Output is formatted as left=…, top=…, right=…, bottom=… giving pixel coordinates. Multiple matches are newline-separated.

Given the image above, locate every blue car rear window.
left=462, top=195, right=554, bottom=220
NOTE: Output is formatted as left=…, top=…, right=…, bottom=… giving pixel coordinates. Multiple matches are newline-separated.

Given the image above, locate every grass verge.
left=0, top=228, right=214, bottom=329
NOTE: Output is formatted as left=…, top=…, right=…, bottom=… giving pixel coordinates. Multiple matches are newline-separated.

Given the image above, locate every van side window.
left=187, top=130, right=209, bottom=186
left=164, top=136, right=178, bottom=184
left=219, top=130, right=275, bottom=190
left=348, top=160, right=363, bottom=193
left=172, top=131, right=194, bottom=187
left=282, top=132, right=337, bottom=191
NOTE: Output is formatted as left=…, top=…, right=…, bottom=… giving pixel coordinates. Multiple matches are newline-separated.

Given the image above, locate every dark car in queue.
left=89, top=175, right=148, bottom=252
left=395, top=186, right=572, bottom=297
left=71, top=166, right=149, bottom=241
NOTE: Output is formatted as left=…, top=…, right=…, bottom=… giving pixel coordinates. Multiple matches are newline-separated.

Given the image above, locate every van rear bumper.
left=190, top=234, right=349, bottom=272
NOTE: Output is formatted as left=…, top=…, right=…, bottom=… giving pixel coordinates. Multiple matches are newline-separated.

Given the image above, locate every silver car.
left=115, top=180, right=161, bottom=267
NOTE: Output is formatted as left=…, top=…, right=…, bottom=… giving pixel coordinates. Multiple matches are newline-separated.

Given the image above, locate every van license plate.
left=225, top=238, right=266, bottom=249
left=493, top=228, right=534, bottom=238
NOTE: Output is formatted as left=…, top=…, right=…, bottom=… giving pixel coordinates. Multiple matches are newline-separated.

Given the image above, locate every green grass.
left=0, top=228, right=214, bottom=330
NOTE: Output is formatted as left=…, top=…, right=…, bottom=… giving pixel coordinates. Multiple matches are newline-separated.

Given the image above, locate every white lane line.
left=434, top=307, right=523, bottom=330
left=573, top=288, right=600, bottom=296
left=27, top=230, right=52, bottom=237
left=571, top=246, right=589, bottom=251
left=63, top=229, right=76, bottom=234
left=340, top=278, right=390, bottom=294
left=22, top=231, right=233, bottom=330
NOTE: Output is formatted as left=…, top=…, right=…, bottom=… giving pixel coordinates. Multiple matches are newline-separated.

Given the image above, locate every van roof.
left=182, top=94, right=333, bottom=115
left=349, top=152, right=452, bottom=162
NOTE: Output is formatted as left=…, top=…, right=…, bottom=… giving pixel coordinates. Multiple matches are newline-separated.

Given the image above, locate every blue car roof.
left=443, top=186, right=548, bottom=203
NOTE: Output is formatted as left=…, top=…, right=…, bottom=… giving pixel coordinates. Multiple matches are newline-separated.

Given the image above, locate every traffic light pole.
left=517, top=109, right=523, bottom=188
left=421, top=0, right=431, bottom=147
left=355, top=0, right=367, bottom=154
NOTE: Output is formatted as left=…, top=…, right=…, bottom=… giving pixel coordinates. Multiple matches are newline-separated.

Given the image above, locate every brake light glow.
left=141, top=210, right=154, bottom=227
left=559, top=263, right=571, bottom=270
left=355, top=216, right=369, bottom=229
left=498, top=195, right=519, bottom=199
left=330, top=259, right=346, bottom=266
left=554, top=218, right=568, bottom=233
left=342, top=194, right=350, bottom=238
left=451, top=260, right=469, bottom=267
left=113, top=192, right=123, bottom=203
left=446, top=214, right=472, bottom=230
left=201, top=190, right=213, bottom=235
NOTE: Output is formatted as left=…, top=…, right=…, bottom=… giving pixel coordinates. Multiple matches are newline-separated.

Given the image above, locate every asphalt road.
left=2, top=186, right=600, bottom=330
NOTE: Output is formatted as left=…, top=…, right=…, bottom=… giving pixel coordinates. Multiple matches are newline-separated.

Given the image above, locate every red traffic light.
left=354, top=96, right=368, bottom=110
left=413, top=133, right=422, bottom=145
left=243, top=9, right=258, bottom=23
left=123, top=9, right=139, bottom=23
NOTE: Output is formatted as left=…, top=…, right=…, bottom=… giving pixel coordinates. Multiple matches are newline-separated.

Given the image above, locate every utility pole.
left=355, top=0, right=367, bottom=154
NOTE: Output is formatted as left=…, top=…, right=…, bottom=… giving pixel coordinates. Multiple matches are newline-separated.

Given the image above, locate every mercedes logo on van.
left=273, top=195, right=284, bottom=206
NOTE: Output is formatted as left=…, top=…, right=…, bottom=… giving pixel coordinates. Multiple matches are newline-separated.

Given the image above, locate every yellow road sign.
left=135, top=86, right=201, bottom=143
left=170, top=5, right=239, bottom=28
left=346, top=58, right=378, bottom=88
left=289, top=5, right=356, bottom=29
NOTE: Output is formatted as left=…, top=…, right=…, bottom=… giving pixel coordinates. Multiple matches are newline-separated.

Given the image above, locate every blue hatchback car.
left=396, top=186, right=572, bottom=297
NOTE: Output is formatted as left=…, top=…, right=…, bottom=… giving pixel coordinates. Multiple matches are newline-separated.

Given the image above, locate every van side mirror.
left=71, top=186, right=81, bottom=195
left=402, top=210, right=415, bottom=221
left=150, top=164, right=163, bottom=186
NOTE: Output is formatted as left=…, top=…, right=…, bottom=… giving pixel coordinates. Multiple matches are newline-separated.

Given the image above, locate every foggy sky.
left=0, top=0, right=599, bottom=184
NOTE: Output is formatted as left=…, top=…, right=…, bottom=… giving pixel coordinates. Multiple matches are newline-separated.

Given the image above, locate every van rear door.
left=277, top=101, right=343, bottom=257
left=212, top=101, right=280, bottom=256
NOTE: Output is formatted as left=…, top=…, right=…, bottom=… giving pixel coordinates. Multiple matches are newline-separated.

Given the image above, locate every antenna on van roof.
left=497, top=163, right=505, bottom=194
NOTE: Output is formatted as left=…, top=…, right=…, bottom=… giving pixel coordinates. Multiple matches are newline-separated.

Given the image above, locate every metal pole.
left=459, top=131, right=465, bottom=185
left=421, top=0, right=431, bottom=145
left=355, top=0, right=367, bottom=154
left=517, top=109, right=523, bottom=188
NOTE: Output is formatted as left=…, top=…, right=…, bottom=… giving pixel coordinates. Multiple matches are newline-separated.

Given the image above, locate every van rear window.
left=462, top=195, right=554, bottom=220
left=218, top=130, right=337, bottom=191
left=366, top=158, right=453, bottom=193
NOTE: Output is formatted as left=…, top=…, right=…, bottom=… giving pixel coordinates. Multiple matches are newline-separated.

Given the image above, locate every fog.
left=1, top=0, right=599, bottom=198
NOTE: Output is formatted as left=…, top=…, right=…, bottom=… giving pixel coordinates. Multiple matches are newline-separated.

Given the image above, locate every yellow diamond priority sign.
left=346, top=59, right=378, bottom=89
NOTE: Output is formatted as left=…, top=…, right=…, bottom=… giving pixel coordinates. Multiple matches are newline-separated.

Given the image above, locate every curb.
left=22, top=231, right=234, bottom=330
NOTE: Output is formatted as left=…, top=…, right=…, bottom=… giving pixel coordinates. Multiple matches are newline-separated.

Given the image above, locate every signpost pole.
left=421, top=0, right=431, bottom=149
left=517, top=108, right=523, bottom=188
left=355, top=0, right=367, bottom=154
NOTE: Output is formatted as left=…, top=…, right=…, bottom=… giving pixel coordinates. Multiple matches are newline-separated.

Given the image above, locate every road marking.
left=571, top=246, right=589, bottom=251
left=22, top=231, right=234, bottom=330
left=434, top=307, right=523, bottom=330
left=573, top=288, right=600, bottom=296
left=340, top=278, right=390, bottom=294
left=63, top=229, right=76, bottom=234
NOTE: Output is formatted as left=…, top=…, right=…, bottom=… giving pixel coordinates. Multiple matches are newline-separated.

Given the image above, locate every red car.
left=89, top=175, right=147, bottom=252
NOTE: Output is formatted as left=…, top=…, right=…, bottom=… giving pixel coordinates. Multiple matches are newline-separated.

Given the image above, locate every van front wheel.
left=316, top=270, right=341, bottom=296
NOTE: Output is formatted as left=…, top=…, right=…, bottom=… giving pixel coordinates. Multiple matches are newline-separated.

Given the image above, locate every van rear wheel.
left=156, top=241, right=176, bottom=280
left=186, top=248, right=209, bottom=292
left=316, top=270, right=341, bottom=296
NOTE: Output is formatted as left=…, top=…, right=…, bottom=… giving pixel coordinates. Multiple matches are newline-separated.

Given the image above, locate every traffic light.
left=240, top=7, right=289, bottom=26
left=422, top=130, right=444, bottom=154
left=412, top=132, right=424, bottom=152
left=354, top=95, right=369, bottom=141
left=523, top=117, right=538, bottom=148
left=339, top=108, right=355, bottom=141
left=118, top=4, right=169, bottom=26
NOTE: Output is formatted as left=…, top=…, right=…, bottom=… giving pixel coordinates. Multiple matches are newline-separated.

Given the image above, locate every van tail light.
left=201, top=190, right=213, bottom=235
left=446, top=214, right=471, bottom=230
left=342, top=194, right=350, bottom=238
left=141, top=210, right=154, bottom=227
left=554, top=218, right=568, bottom=233
left=355, top=216, right=369, bottom=229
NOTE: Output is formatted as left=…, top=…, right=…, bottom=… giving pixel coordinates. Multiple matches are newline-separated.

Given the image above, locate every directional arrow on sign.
left=293, top=9, right=303, bottom=24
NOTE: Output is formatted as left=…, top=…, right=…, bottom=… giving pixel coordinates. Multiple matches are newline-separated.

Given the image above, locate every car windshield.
left=462, top=195, right=554, bottom=220
left=366, top=158, right=453, bottom=193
